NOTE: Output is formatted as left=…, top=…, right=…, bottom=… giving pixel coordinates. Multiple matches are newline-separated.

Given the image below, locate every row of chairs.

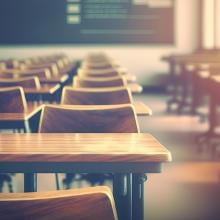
left=0, top=52, right=145, bottom=219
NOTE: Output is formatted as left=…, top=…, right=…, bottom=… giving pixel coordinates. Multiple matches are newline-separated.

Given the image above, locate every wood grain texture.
left=0, top=77, right=41, bottom=89
left=0, top=133, right=172, bottom=162
left=0, top=186, right=117, bottom=220
left=61, top=86, right=132, bottom=105
left=73, top=76, right=126, bottom=88
left=0, top=87, right=27, bottom=113
left=39, top=104, right=139, bottom=133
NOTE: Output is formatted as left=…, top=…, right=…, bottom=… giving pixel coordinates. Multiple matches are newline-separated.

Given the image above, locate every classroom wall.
left=0, top=0, right=200, bottom=86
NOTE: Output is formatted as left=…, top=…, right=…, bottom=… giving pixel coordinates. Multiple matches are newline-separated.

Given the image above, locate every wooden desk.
left=133, top=102, right=152, bottom=116
left=0, top=133, right=171, bottom=220
left=128, top=83, right=143, bottom=94
left=0, top=104, right=42, bottom=132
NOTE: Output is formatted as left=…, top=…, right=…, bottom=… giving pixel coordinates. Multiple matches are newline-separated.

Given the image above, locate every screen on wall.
left=0, top=0, right=175, bottom=45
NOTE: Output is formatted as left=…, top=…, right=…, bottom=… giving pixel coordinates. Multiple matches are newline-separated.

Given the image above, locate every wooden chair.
left=17, top=69, right=51, bottom=79
left=78, top=68, right=120, bottom=78
left=28, top=62, right=61, bottom=76
left=0, top=87, right=27, bottom=113
left=61, top=87, right=132, bottom=105
left=0, top=87, right=27, bottom=193
left=0, top=72, right=15, bottom=79
left=39, top=104, right=139, bottom=188
left=0, top=186, right=118, bottom=220
left=73, top=76, right=126, bottom=88
left=39, top=104, right=139, bottom=133
left=0, top=86, right=42, bottom=132
left=0, top=77, right=41, bottom=89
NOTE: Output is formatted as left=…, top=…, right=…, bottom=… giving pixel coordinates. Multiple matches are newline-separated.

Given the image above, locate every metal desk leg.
left=24, top=173, right=37, bottom=192
left=132, top=173, right=147, bottom=220
left=113, top=173, right=132, bottom=220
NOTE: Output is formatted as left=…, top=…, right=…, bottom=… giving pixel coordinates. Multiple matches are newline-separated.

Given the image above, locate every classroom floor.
left=135, top=94, right=220, bottom=220
left=2, top=93, right=220, bottom=220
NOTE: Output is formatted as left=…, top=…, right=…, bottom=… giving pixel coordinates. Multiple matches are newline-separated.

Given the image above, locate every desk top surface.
left=0, top=133, right=171, bottom=163
left=133, top=102, right=152, bottom=116
left=128, top=83, right=143, bottom=93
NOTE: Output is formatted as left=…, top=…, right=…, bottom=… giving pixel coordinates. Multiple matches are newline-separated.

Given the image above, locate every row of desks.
left=0, top=54, right=172, bottom=220
left=162, top=50, right=220, bottom=156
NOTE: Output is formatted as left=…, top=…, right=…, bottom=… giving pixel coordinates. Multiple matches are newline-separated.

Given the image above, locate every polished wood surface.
left=0, top=77, right=41, bottom=89
left=73, top=76, right=126, bottom=88
left=39, top=104, right=139, bottom=133
left=0, top=186, right=117, bottom=220
left=61, top=86, right=132, bottom=105
left=0, top=133, right=171, bottom=162
left=0, top=87, right=27, bottom=113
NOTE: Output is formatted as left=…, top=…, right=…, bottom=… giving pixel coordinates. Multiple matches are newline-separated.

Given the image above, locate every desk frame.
left=0, top=161, right=162, bottom=220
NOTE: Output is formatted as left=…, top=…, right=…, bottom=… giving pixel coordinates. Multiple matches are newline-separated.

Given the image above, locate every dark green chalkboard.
left=0, top=0, right=175, bottom=45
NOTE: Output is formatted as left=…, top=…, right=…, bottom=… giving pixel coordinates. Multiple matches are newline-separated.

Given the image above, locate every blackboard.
left=0, top=0, right=175, bottom=45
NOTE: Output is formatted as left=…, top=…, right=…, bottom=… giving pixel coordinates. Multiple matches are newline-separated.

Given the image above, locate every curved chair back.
left=17, top=69, right=51, bottom=79
left=0, top=77, right=41, bottom=89
left=28, top=63, right=59, bottom=76
left=61, top=87, right=132, bottom=105
left=0, top=72, right=15, bottom=78
left=39, top=104, right=139, bottom=133
left=0, top=87, right=27, bottom=113
left=73, top=76, right=126, bottom=88
left=0, top=186, right=117, bottom=220
left=78, top=68, right=120, bottom=78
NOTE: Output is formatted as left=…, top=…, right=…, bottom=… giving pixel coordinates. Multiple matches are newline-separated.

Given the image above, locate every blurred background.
left=0, top=0, right=220, bottom=220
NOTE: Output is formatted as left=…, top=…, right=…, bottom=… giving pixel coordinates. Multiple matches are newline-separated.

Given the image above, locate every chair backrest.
left=0, top=72, right=15, bottom=79
left=18, top=68, right=51, bottom=79
left=78, top=68, right=120, bottom=78
left=0, top=186, right=118, bottom=220
left=0, top=77, right=41, bottom=89
left=73, top=76, right=126, bottom=88
left=39, top=104, right=139, bottom=133
left=0, top=87, right=27, bottom=113
left=61, top=87, right=133, bottom=105
left=28, top=63, right=59, bottom=76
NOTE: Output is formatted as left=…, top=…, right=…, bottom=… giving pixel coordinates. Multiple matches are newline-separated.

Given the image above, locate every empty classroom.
left=0, top=1, right=219, bottom=220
